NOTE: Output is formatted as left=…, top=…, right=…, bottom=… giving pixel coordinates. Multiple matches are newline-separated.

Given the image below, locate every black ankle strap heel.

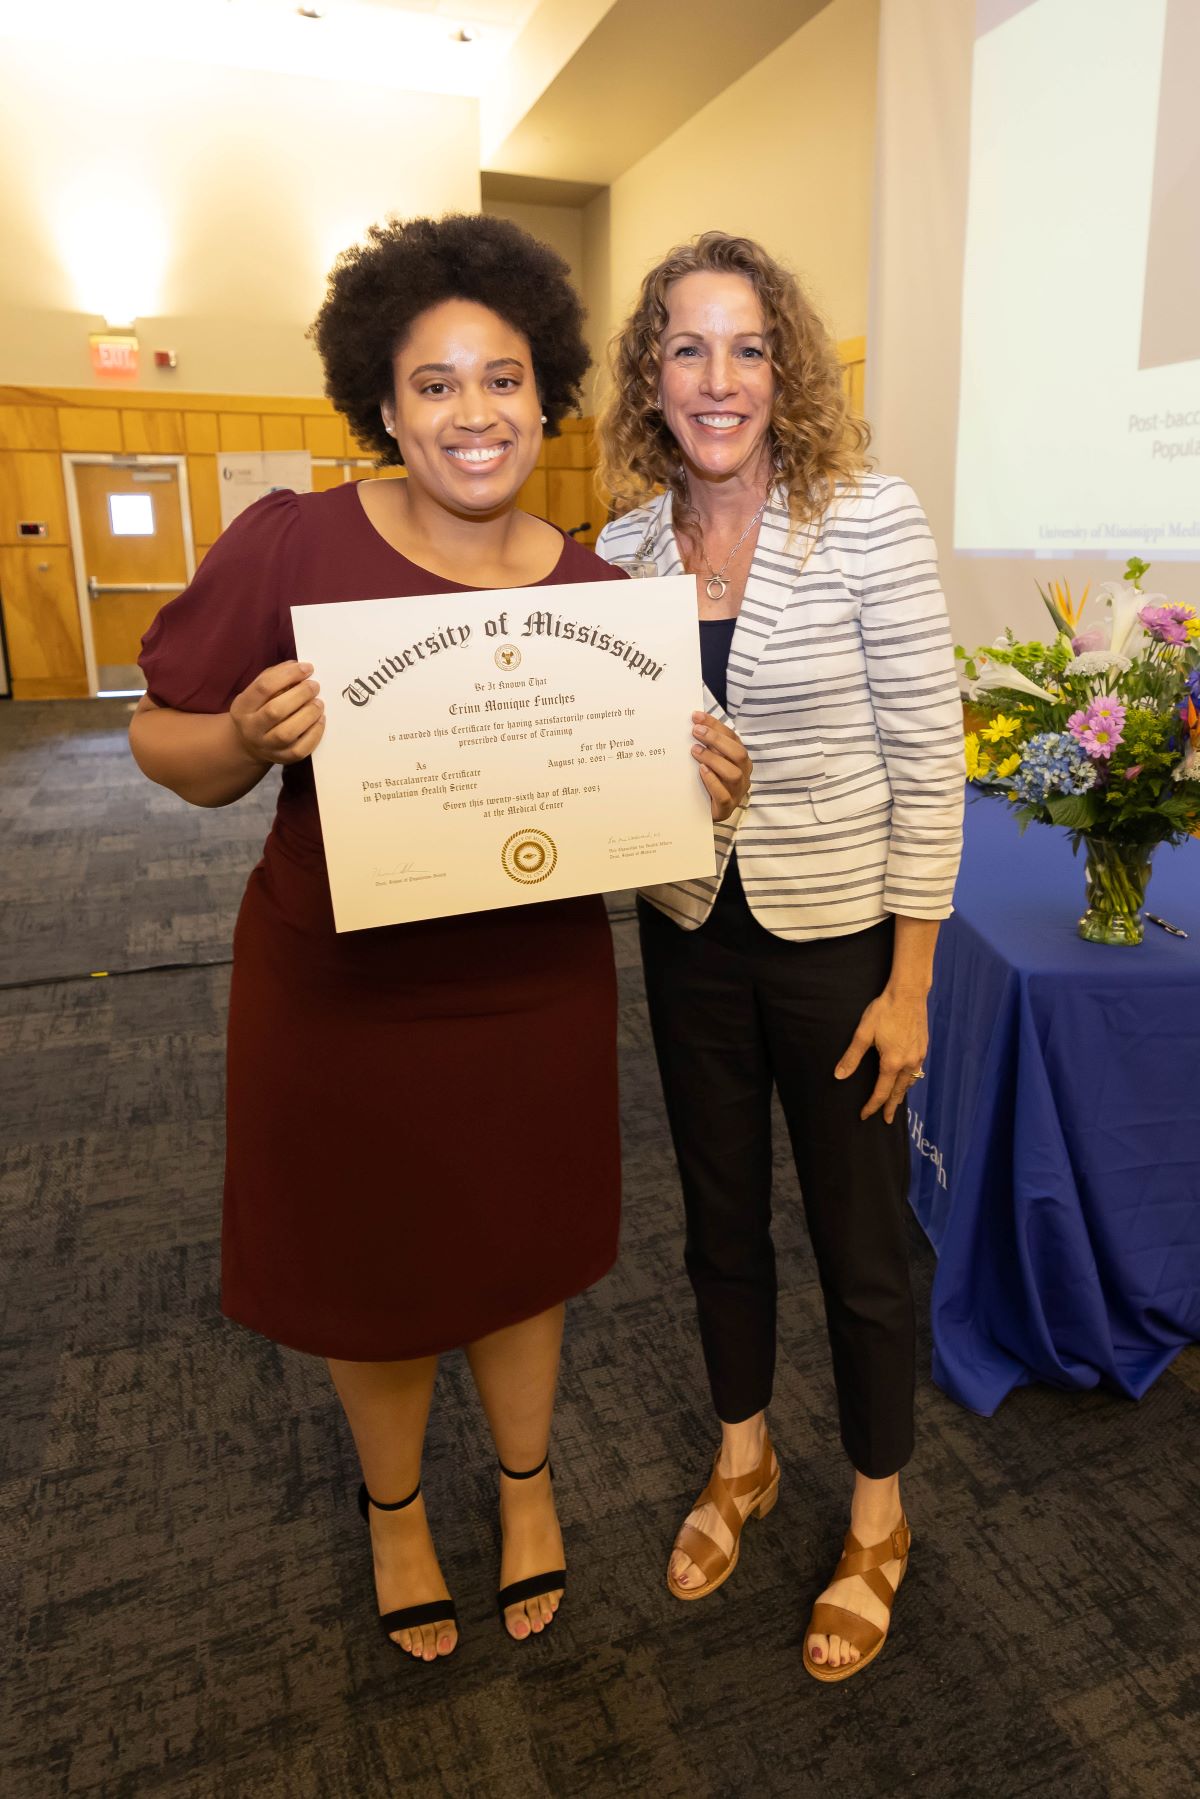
left=357, top=1480, right=421, bottom=1518
left=498, top=1452, right=552, bottom=1482
left=356, top=1481, right=459, bottom=1648
left=496, top=1453, right=566, bottom=1627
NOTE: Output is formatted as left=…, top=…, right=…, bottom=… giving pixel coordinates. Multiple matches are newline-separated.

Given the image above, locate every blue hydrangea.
left=1010, top=732, right=1099, bottom=806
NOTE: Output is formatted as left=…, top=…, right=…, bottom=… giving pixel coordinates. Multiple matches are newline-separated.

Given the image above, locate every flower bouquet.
left=958, top=559, right=1200, bottom=945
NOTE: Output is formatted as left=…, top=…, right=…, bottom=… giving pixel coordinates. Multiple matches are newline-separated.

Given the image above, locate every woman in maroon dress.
left=130, top=214, right=751, bottom=1665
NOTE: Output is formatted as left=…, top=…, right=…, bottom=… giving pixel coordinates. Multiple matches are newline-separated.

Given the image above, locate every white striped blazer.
left=595, top=475, right=965, bottom=940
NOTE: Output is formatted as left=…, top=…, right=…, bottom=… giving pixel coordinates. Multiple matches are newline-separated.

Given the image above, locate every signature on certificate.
left=373, top=861, right=440, bottom=883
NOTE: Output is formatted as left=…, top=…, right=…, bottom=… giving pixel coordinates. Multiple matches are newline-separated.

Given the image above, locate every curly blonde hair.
left=595, top=231, right=870, bottom=536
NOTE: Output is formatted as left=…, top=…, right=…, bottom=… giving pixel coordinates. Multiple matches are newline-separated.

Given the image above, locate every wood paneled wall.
left=840, top=337, right=866, bottom=419
left=0, top=387, right=600, bottom=699
left=0, top=346, right=862, bottom=701
left=0, top=388, right=371, bottom=697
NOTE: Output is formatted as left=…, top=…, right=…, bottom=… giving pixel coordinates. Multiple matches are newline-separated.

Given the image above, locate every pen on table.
left=1145, top=914, right=1189, bottom=939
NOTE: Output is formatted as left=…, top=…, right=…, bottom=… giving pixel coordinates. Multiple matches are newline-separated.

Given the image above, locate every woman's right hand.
left=230, top=661, right=326, bottom=766
left=691, top=713, right=752, bottom=822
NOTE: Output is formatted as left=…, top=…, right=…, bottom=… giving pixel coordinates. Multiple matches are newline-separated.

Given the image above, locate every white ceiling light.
left=0, top=0, right=531, bottom=98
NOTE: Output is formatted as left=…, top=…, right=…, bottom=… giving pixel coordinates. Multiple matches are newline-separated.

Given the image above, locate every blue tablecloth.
left=908, top=793, right=1200, bottom=1415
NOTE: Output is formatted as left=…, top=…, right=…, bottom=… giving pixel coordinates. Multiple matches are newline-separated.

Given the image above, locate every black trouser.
left=638, top=859, right=915, bottom=1478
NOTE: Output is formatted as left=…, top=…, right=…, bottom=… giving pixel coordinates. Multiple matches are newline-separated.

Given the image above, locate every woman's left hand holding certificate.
left=690, top=712, right=750, bottom=821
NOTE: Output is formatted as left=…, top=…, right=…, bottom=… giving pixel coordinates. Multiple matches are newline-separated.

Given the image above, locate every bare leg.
left=465, top=1303, right=566, bottom=1641
left=668, top=1408, right=779, bottom=1589
left=806, top=1470, right=906, bottom=1670
left=327, top=1355, right=457, bottom=1662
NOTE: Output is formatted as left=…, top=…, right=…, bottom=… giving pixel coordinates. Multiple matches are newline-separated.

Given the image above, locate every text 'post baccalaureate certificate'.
left=291, top=575, right=715, bottom=932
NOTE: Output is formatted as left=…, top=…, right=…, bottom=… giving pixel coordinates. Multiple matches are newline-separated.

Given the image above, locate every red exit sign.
left=89, top=334, right=139, bottom=378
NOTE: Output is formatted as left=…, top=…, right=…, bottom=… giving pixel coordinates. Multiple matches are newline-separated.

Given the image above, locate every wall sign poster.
left=216, top=451, right=312, bottom=531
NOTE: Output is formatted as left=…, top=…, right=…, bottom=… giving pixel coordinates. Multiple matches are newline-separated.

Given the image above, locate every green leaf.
left=1046, top=793, right=1102, bottom=830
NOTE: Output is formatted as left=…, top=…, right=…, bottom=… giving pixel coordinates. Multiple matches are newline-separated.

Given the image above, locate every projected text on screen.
left=955, top=0, right=1200, bottom=560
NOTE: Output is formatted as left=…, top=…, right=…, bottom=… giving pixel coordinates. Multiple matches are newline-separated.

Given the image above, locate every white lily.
left=970, top=661, right=1059, bottom=703
left=1093, top=580, right=1157, bottom=658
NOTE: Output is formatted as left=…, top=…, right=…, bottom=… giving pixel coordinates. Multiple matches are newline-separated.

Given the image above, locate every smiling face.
left=382, top=298, right=543, bottom=518
left=657, top=270, right=776, bottom=486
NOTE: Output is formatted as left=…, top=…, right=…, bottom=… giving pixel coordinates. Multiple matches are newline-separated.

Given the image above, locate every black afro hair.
left=309, top=212, right=590, bottom=465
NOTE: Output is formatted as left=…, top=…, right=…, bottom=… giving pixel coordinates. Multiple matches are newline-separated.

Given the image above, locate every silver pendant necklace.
left=699, top=498, right=767, bottom=600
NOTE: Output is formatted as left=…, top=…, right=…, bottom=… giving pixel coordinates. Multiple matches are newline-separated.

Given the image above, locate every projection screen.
left=869, top=0, right=1200, bottom=645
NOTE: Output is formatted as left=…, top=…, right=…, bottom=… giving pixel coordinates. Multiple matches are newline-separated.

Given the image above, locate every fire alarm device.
left=19, top=522, right=48, bottom=537
left=154, top=350, right=178, bottom=370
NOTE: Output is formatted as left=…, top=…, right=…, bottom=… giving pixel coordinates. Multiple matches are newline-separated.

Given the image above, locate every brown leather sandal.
left=666, top=1434, right=781, bottom=1601
left=801, top=1515, right=911, bottom=1682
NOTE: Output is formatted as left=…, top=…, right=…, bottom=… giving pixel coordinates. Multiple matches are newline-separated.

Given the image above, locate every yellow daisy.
left=964, top=733, right=991, bottom=780
left=995, top=752, right=1021, bottom=779
left=981, top=713, right=1022, bottom=743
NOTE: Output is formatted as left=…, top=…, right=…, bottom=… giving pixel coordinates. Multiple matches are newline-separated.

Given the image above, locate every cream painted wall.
left=591, top=0, right=878, bottom=377
left=0, top=39, right=480, bottom=395
left=480, top=199, right=586, bottom=302
left=479, top=195, right=618, bottom=391
left=582, top=188, right=613, bottom=390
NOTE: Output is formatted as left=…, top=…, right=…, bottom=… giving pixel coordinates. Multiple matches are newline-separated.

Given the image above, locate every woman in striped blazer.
left=595, top=232, right=964, bottom=1682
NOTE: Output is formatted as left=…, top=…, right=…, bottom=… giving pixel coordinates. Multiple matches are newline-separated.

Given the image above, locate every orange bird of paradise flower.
left=1037, top=578, right=1090, bottom=636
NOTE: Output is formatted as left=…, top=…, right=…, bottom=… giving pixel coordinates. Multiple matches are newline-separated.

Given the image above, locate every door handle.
left=87, top=579, right=185, bottom=598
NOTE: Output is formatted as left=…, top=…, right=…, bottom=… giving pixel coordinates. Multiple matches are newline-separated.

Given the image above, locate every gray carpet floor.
left=2, top=700, right=1198, bottom=1799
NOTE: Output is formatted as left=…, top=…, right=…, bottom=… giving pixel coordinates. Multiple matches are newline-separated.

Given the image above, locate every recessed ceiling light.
left=451, top=26, right=480, bottom=44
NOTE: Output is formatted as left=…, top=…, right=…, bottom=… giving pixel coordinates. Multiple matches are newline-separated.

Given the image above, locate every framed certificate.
left=291, top=575, right=716, bottom=931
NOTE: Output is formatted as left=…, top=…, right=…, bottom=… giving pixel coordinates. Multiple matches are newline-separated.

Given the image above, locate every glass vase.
left=1077, top=837, right=1153, bottom=946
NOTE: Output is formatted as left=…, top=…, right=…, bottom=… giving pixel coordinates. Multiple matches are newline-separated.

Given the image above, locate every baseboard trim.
left=11, top=678, right=91, bottom=700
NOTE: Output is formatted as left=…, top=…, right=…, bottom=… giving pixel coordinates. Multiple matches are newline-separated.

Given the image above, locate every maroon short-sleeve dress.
left=139, top=481, right=626, bottom=1360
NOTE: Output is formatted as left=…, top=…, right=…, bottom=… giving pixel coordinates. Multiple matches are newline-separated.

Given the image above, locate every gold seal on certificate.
left=502, top=828, right=558, bottom=885
left=291, top=575, right=715, bottom=932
